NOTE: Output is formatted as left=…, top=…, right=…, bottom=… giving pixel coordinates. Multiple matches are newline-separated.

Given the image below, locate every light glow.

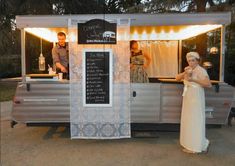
left=130, top=25, right=222, bottom=40
left=25, top=25, right=222, bottom=42
left=150, top=30, right=157, bottom=40
left=25, top=28, right=67, bottom=42
left=141, top=30, right=148, bottom=40
left=210, top=47, right=219, bottom=54
left=132, top=30, right=139, bottom=40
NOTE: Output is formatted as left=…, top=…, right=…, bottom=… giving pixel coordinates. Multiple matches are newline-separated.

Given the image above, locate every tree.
left=1, top=0, right=235, bottom=81
left=0, top=0, right=56, bottom=55
left=0, top=0, right=16, bottom=55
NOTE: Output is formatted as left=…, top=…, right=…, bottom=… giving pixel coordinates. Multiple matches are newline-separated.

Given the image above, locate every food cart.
left=12, top=13, right=235, bottom=138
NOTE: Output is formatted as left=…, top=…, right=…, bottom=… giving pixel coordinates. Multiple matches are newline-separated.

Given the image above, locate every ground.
left=0, top=81, right=17, bottom=102
left=1, top=101, right=235, bottom=166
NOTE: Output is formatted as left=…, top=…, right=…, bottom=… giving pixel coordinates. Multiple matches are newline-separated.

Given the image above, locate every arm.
left=52, top=48, right=67, bottom=73
left=189, top=77, right=212, bottom=88
left=188, top=68, right=212, bottom=88
left=130, top=63, right=135, bottom=70
left=175, top=72, right=185, bottom=81
left=55, top=63, right=67, bottom=73
left=143, top=53, right=151, bottom=69
left=130, top=55, right=134, bottom=70
left=175, top=66, right=192, bottom=81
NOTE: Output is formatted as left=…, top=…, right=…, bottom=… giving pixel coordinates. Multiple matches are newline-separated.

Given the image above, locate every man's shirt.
left=52, top=43, right=69, bottom=68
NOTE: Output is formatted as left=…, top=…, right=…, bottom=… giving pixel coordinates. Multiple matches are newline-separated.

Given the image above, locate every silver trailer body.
left=12, top=13, right=234, bottom=125
left=12, top=81, right=234, bottom=124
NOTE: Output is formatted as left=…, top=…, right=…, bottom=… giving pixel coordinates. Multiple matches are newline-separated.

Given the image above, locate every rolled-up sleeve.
left=52, top=47, right=60, bottom=64
left=198, top=67, right=210, bottom=80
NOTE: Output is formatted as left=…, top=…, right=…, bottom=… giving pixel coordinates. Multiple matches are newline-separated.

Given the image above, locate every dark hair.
left=57, top=32, right=66, bottom=37
left=130, top=40, right=137, bottom=50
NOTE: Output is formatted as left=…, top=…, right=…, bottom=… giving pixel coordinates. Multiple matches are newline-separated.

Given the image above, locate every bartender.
left=52, top=32, right=69, bottom=79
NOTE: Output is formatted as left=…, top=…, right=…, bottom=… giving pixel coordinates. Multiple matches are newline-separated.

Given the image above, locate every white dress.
left=180, top=65, right=210, bottom=152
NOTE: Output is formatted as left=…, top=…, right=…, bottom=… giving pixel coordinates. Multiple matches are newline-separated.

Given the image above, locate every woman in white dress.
left=176, top=52, right=212, bottom=154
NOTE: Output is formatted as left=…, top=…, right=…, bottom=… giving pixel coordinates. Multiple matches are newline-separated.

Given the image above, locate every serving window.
left=130, top=25, right=222, bottom=81
left=23, top=25, right=222, bottom=82
left=138, top=40, right=178, bottom=78
left=181, top=28, right=221, bottom=81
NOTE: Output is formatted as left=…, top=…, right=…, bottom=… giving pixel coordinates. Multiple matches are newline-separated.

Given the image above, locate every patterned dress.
left=180, top=65, right=210, bottom=152
left=130, top=50, right=149, bottom=83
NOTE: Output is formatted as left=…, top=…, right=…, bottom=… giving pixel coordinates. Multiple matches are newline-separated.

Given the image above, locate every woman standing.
left=176, top=52, right=212, bottom=154
left=130, top=40, right=151, bottom=83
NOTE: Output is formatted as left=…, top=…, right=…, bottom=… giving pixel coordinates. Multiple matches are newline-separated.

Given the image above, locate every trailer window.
left=138, top=40, right=178, bottom=78
left=181, top=28, right=221, bottom=81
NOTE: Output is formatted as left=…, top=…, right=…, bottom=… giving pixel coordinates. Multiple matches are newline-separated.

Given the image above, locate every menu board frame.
left=82, top=49, right=113, bottom=107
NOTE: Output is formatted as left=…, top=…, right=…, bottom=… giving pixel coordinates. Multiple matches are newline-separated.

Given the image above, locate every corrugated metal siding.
left=160, top=84, right=183, bottom=123
left=12, top=82, right=70, bottom=123
left=160, top=83, right=234, bottom=124
left=12, top=82, right=234, bottom=125
left=130, top=84, right=161, bottom=123
left=205, top=84, right=234, bottom=124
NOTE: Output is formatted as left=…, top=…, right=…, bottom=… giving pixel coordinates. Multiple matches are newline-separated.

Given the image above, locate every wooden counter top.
left=158, top=78, right=221, bottom=84
left=26, top=74, right=58, bottom=77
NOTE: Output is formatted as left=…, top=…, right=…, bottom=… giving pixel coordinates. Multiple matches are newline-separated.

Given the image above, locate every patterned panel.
left=69, top=19, right=131, bottom=139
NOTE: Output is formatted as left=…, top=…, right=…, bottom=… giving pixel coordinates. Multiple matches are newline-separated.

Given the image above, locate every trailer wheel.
left=11, top=120, right=17, bottom=128
left=228, top=108, right=235, bottom=126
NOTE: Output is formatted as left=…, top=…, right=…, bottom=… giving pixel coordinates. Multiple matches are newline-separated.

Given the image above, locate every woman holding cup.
left=176, top=52, right=212, bottom=154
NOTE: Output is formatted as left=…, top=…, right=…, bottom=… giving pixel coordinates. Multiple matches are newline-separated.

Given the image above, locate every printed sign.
left=78, top=19, right=117, bottom=44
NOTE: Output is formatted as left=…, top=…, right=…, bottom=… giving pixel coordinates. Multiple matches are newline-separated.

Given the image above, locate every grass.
left=0, top=81, right=17, bottom=102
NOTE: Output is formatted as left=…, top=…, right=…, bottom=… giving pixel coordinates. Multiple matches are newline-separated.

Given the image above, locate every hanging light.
left=210, top=47, right=218, bottom=54
left=203, top=61, right=213, bottom=69
left=38, top=38, right=45, bottom=71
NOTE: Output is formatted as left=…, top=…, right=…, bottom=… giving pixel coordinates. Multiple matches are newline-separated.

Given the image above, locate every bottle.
left=48, top=64, right=53, bottom=74
left=39, top=53, right=45, bottom=71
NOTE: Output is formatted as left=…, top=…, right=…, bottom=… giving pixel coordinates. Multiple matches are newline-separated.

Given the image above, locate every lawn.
left=0, top=81, right=17, bottom=102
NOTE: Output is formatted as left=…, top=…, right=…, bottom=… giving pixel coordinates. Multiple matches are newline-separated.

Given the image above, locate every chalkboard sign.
left=83, top=49, right=113, bottom=107
left=78, top=19, right=117, bottom=44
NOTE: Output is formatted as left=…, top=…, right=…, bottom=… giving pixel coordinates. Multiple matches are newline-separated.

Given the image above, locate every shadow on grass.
left=0, top=81, right=17, bottom=102
left=43, top=126, right=70, bottom=139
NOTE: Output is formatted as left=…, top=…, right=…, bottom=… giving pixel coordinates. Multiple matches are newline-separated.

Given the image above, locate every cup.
left=187, top=69, right=193, bottom=77
left=58, top=73, right=63, bottom=80
left=48, top=68, right=53, bottom=75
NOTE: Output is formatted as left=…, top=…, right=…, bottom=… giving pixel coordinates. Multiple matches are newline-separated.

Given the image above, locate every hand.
left=184, top=66, right=191, bottom=71
left=185, top=76, right=195, bottom=82
left=184, top=67, right=193, bottom=80
left=61, top=66, right=68, bottom=73
left=187, top=77, right=193, bottom=82
left=184, top=66, right=192, bottom=73
left=143, top=64, right=148, bottom=69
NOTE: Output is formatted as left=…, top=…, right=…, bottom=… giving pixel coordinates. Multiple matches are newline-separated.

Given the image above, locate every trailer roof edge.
left=16, top=12, right=231, bottom=28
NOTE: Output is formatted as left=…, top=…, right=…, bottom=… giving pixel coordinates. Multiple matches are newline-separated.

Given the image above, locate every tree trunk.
left=194, top=0, right=207, bottom=12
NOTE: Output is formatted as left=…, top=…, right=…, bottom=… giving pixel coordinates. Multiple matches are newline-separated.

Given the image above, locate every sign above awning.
left=77, top=19, right=117, bottom=44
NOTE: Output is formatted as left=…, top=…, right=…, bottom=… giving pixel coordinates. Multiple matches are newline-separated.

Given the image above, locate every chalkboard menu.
left=83, top=49, right=113, bottom=107
left=78, top=19, right=117, bottom=44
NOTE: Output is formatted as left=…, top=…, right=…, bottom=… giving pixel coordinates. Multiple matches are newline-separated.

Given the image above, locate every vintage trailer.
left=12, top=13, right=234, bottom=129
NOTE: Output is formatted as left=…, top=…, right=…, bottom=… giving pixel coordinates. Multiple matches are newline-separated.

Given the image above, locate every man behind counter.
left=52, top=32, right=69, bottom=79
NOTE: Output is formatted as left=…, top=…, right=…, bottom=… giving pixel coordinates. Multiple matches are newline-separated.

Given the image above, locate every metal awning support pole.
left=220, top=25, right=226, bottom=82
left=21, top=29, right=26, bottom=83
left=178, top=40, right=182, bottom=73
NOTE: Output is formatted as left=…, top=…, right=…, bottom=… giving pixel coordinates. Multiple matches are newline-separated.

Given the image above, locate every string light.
left=25, top=25, right=221, bottom=42
left=130, top=25, right=221, bottom=40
